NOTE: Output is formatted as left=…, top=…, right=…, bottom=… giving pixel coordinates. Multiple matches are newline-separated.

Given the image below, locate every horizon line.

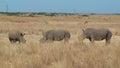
left=0, top=12, right=120, bottom=15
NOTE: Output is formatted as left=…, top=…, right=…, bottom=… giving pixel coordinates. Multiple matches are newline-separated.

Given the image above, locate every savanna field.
left=0, top=13, right=120, bottom=68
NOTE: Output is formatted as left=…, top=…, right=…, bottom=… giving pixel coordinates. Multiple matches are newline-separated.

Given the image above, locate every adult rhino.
left=8, top=31, right=26, bottom=43
left=40, top=30, right=70, bottom=43
left=79, top=28, right=112, bottom=45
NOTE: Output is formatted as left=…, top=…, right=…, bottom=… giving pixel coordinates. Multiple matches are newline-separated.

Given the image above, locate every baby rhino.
left=80, top=28, right=112, bottom=45
left=8, top=31, right=26, bottom=43
left=40, top=30, right=70, bottom=43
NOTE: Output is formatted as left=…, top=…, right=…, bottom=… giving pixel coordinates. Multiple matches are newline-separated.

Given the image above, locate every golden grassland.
left=0, top=14, right=120, bottom=68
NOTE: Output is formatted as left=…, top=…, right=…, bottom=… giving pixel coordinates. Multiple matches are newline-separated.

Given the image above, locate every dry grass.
left=0, top=14, right=120, bottom=68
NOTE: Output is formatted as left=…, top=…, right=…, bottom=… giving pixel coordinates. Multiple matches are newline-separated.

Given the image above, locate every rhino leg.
left=89, top=37, right=95, bottom=45
left=9, top=39, right=16, bottom=43
left=47, top=39, right=53, bottom=43
left=106, top=39, right=111, bottom=45
left=10, top=40, right=15, bottom=43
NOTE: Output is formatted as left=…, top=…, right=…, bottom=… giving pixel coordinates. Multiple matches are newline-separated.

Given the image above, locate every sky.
left=0, top=0, right=120, bottom=14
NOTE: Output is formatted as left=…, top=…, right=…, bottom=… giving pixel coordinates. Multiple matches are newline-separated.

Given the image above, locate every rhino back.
left=9, top=31, right=21, bottom=39
left=53, top=30, right=66, bottom=41
left=84, top=28, right=111, bottom=40
left=45, top=30, right=55, bottom=40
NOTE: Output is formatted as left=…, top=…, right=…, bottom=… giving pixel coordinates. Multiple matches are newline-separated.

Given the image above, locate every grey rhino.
left=8, top=31, right=26, bottom=43
left=40, top=30, right=70, bottom=43
left=80, top=28, right=112, bottom=45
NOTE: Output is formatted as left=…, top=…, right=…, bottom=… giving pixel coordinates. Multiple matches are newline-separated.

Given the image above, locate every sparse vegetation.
left=82, top=14, right=89, bottom=17
left=0, top=12, right=76, bottom=17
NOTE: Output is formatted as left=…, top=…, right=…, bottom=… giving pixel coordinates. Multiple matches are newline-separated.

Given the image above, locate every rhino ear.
left=20, top=33, right=25, bottom=36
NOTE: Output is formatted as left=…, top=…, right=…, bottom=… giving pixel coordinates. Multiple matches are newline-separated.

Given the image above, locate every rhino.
left=40, top=30, right=70, bottom=43
left=8, top=31, right=26, bottom=43
left=79, top=28, right=112, bottom=45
